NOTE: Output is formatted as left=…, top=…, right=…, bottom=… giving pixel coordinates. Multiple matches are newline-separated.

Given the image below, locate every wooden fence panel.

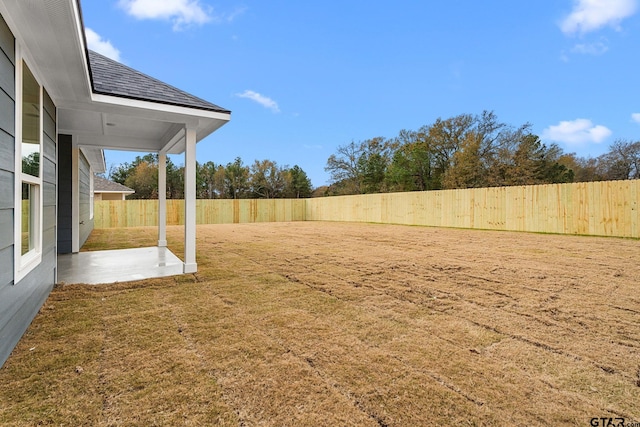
left=304, top=180, right=640, bottom=238
left=95, top=199, right=306, bottom=228
left=95, top=180, right=640, bottom=238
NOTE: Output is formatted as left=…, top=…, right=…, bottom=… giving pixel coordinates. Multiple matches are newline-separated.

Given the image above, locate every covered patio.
left=7, top=0, right=233, bottom=284
left=64, top=50, right=231, bottom=274
left=56, top=48, right=229, bottom=279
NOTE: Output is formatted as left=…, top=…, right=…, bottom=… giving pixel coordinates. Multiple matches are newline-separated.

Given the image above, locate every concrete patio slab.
left=57, top=247, right=184, bottom=285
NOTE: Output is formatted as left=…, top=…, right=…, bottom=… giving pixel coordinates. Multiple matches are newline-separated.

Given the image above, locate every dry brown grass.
left=1, top=222, right=639, bottom=426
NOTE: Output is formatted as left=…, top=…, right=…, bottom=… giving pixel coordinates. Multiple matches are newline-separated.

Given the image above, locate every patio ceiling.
left=0, top=0, right=230, bottom=172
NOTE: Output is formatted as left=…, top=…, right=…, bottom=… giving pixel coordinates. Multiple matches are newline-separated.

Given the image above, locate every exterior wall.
left=57, top=134, right=72, bottom=254
left=96, top=192, right=127, bottom=201
left=0, top=12, right=15, bottom=292
left=78, top=150, right=93, bottom=247
left=42, top=89, right=57, bottom=258
left=0, top=12, right=58, bottom=367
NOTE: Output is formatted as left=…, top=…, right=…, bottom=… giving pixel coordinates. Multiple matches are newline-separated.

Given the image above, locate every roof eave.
left=95, top=190, right=135, bottom=194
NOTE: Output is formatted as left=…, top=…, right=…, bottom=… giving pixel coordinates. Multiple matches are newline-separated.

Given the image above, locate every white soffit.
left=80, top=146, right=106, bottom=174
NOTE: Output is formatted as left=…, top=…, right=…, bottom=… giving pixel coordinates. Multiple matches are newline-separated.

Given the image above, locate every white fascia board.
left=90, top=93, right=231, bottom=124
left=95, top=190, right=135, bottom=194
left=70, top=0, right=93, bottom=98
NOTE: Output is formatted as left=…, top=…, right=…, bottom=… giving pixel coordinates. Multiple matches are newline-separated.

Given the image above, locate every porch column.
left=183, top=126, right=197, bottom=273
left=158, top=151, right=167, bottom=247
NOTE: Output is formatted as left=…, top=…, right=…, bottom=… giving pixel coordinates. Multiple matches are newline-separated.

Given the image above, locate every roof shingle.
left=88, top=50, right=230, bottom=114
left=94, top=175, right=135, bottom=194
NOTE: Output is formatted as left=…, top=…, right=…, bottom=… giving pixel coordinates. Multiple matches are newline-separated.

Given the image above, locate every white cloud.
left=571, top=41, right=609, bottom=55
left=632, top=113, right=640, bottom=123
left=85, top=28, right=121, bottom=62
left=542, top=119, right=612, bottom=146
left=225, top=6, right=248, bottom=23
left=118, top=0, right=212, bottom=30
left=561, top=0, right=638, bottom=34
left=236, top=90, right=280, bottom=113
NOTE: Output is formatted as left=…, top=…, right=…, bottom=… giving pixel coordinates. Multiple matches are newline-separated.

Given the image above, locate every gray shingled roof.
left=94, top=175, right=135, bottom=194
left=88, top=50, right=230, bottom=114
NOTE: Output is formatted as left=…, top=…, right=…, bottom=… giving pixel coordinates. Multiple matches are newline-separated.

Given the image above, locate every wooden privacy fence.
left=94, top=199, right=306, bottom=228
left=95, top=180, right=640, bottom=238
left=306, top=180, right=639, bottom=238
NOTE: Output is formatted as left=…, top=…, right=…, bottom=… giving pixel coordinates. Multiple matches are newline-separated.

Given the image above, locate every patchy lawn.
left=1, top=222, right=639, bottom=426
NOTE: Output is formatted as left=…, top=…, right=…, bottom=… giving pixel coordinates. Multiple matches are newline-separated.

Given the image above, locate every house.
left=93, top=175, right=135, bottom=201
left=0, top=0, right=231, bottom=366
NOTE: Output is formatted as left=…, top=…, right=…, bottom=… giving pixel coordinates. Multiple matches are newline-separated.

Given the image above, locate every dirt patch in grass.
left=1, top=222, right=639, bottom=426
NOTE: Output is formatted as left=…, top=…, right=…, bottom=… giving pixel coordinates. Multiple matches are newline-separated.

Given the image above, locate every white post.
left=183, top=126, right=197, bottom=273
left=158, top=151, right=167, bottom=247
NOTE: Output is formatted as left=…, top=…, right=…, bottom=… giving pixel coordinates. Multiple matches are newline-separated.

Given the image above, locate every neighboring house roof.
left=88, top=50, right=230, bottom=114
left=93, top=175, right=135, bottom=194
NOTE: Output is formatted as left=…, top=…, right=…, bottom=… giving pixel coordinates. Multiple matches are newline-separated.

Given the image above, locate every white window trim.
left=14, top=45, right=44, bottom=284
left=89, top=170, right=94, bottom=220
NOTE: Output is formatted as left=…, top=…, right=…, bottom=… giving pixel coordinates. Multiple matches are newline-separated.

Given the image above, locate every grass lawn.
left=1, top=222, right=639, bottom=426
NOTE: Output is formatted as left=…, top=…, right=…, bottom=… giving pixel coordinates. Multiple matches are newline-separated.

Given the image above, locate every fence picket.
left=94, top=180, right=640, bottom=238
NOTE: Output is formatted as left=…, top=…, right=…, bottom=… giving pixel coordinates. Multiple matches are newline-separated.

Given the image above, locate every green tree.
left=426, top=113, right=475, bottom=186
left=110, top=153, right=184, bottom=199
left=558, top=154, right=602, bottom=182
left=166, top=158, right=184, bottom=199
left=21, top=152, right=40, bottom=177
left=250, top=159, right=286, bottom=198
left=224, top=157, right=250, bottom=199
left=358, top=137, right=391, bottom=193
left=213, top=164, right=228, bottom=198
left=124, top=160, right=158, bottom=199
left=325, top=138, right=391, bottom=194
left=110, top=153, right=158, bottom=186
left=386, top=129, right=434, bottom=191
left=197, top=161, right=217, bottom=199
left=325, top=141, right=364, bottom=194
left=284, top=165, right=313, bottom=198
left=597, top=139, right=640, bottom=180
left=442, top=131, right=485, bottom=188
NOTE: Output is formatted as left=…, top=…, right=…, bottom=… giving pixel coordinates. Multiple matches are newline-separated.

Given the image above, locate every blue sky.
left=81, top=0, right=640, bottom=187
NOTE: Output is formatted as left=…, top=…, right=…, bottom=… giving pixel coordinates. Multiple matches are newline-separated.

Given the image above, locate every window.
left=21, top=183, right=35, bottom=255
left=14, top=58, right=43, bottom=282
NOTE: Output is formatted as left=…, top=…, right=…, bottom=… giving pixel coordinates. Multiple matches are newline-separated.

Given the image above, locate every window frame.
left=14, top=47, right=44, bottom=283
left=89, top=171, right=94, bottom=220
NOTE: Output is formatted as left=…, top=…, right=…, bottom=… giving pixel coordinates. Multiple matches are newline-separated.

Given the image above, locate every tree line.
left=321, top=111, right=640, bottom=196
left=107, top=110, right=639, bottom=200
left=108, top=154, right=312, bottom=199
